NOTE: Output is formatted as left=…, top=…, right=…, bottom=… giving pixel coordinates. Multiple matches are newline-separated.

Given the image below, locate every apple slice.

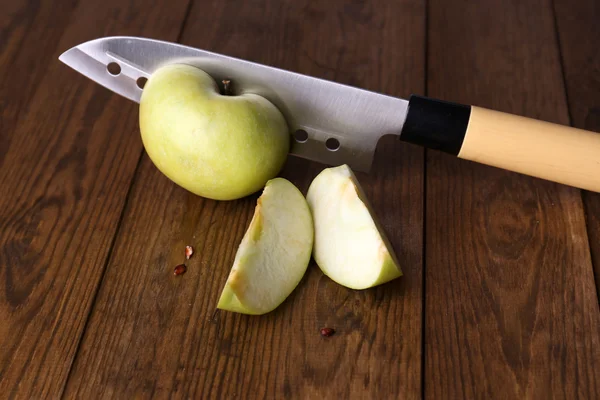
left=217, top=178, right=314, bottom=315
left=306, top=164, right=402, bottom=289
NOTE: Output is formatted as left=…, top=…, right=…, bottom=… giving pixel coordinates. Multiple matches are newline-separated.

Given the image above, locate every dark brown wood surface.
left=0, top=0, right=598, bottom=399
left=554, top=0, right=600, bottom=295
left=425, top=0, right=600, bottom=398
left=0, top=0, right=190, bottom=398
left=63, top=1, right=425, bottom=398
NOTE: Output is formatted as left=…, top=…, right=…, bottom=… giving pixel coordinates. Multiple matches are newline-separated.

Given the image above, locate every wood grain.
left=553, top=0, right=600, bottom=297
left=425, top=0, right=600, bottom=398
left=0, top=0, right=78, bottom=166
left=0, top=0, right=190, bottom=398
left=63, top=0, right=426, bottom=398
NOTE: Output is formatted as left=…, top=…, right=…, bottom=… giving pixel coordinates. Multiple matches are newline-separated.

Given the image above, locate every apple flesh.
left=139, top=64, right=290, bottom=201
left=217, top=178, right=314, bottom=315
left=306, top=164, right=402, bottom=289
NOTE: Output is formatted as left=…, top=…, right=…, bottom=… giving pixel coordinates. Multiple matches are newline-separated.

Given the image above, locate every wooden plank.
left=0, top=0, right=78, bottom=165
left=553, top=0, right=600, bottom=296
left=63, top=0, right=426, bottom=398
left=425, top=0, right=600, bottom=398
left=0, top=0, right=190, bottom=398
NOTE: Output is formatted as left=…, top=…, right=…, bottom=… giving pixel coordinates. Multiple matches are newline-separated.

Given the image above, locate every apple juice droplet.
left=174, top=264, right=187, bottom=276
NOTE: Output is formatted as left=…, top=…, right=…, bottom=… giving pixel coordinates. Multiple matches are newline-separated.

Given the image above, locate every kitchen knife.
left=59, top=36, right=600, bottom=192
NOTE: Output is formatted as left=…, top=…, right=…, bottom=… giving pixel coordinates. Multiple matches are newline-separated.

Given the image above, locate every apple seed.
left=185, top=245, right=194, bottom=260
left=174, top=264, right=187, bottom=276
left=320, top=327, right=335, bottom=337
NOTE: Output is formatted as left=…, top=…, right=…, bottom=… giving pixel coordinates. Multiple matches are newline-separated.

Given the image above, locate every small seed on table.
left=185, top=245, right=194, bottom=260
left=174, top=264, right=187, bottom=276
left=320, top=327, right=335, bottom=337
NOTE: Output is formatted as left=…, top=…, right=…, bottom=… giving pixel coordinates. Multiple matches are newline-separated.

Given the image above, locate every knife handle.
left=400, top=95, right=600, bottom=192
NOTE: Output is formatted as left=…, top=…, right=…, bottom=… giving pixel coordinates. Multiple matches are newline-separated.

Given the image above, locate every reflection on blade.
left=59, top=46, right=148, bottom=103
left=59, top=36, right=409, bottom=171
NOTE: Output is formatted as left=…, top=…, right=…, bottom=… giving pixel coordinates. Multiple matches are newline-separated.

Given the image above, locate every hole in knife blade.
left=107, top=62, right=121, bottom=76
left=325, top=138, right=340, bottom=151
left=136, top=77, right=148, bottom=89
left=293, top=129, right=308, bottom=143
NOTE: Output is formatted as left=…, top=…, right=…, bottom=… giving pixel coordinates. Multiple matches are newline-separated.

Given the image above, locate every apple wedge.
left=306, top=164, right=402, bottom=289
left=217, top=178, right=314, bottom=315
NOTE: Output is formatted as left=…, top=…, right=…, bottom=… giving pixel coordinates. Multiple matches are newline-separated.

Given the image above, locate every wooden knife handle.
left=400, top=95, right=600, bottom=192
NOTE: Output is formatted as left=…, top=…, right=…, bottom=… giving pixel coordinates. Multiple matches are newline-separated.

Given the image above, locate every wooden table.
left=1, top=0, right=599, bottom=398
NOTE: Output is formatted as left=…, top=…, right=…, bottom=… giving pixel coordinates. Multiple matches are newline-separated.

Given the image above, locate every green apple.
left=306, top=164, right=402, bottom=289
left=217, top=178, right=314, bottom=315
left=139, top=64, right=290, bottom=201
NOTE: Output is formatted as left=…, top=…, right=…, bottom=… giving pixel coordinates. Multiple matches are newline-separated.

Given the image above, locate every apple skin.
left=306, top=164, right=402, bottom=290
left=217, top=178, right=314, bottom=315
left=139, top=64, right=290, bottom=201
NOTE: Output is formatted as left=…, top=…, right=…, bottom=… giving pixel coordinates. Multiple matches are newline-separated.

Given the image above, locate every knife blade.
left=59, top=36, right=600, bottom=192
left=59, top=36, right=408, bottom=172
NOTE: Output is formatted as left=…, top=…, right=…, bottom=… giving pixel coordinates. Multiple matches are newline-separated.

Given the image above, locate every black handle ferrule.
left=400, top=95, right=471, bottom=155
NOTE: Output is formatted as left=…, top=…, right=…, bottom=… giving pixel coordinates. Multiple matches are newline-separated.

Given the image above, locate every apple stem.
left=221, top=79, right=233, bottom=96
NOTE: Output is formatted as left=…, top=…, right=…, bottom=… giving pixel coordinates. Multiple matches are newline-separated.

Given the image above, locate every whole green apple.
left=139, top=64, right=290, bottom=200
